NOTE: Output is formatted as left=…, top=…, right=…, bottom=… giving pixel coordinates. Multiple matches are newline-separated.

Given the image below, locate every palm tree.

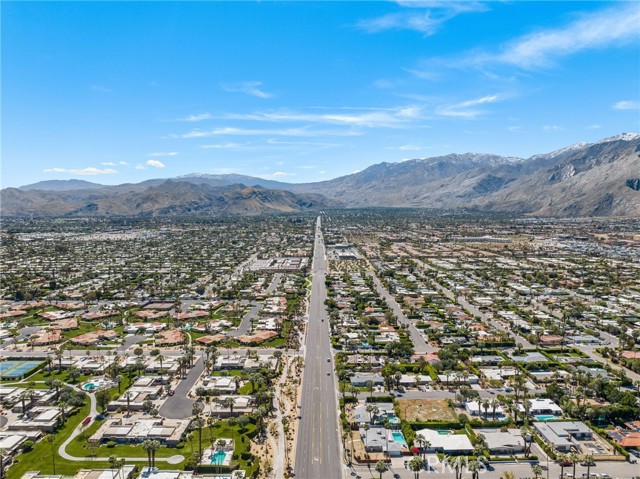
left=46, top=435, right=57, bottom=474
left=445, top=455, right=463, bottom=479
left=374, top=460, right=388, bottom=479
left=363, top=423, right=370, bottom=449
left=142, top=440, right=154, bottom=469
left=221, top=397, right=236, bottom=416
left=408, top=455, right=423, bottom=479
left=520, top=425, right=533, bottom=458
left=414, top=433, right=429, bottom=460
left=490, top=399, right=499, bottom=421
left=582, top=454, right=595, bottom=479
left=149, top=440, right=161, bottom=468
left=481, top=399, right=490, bottom=420
left=558, top=453, right=570, bottom=479
left=531, top=464, right=543, bottom=479
left=569, top=451, right=580, bottom=479
left=468, top=460, right=481, bottom=479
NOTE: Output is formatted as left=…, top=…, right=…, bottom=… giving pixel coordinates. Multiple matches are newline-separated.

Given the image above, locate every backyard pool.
left=391, top=431, right=408, bottom=446
left=535, top=415, right=557, bottom=421
left=209, top=450, right=231, bottom=466
left=82, top=378, right=110, bottom=391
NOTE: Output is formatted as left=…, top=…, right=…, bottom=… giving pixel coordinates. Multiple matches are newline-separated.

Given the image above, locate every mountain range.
left=3, top=133, right=639, bottom=217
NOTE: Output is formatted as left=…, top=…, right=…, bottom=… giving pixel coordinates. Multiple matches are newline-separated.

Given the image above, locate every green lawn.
left=26, top=369, right=92, bottom=384
left=7, top=404, right=111, bottom=479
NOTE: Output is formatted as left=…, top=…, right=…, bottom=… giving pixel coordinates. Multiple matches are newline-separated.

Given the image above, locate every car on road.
left=600, top=474, right=611, bottom=479
left=82, top=416, right=92, bottom=425
left=327, top=357, right=331, bottom=362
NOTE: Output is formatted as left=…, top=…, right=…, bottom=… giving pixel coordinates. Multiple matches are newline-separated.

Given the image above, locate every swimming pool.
left=386, top=414, right=400, bottom=424
left=436, top=430, right=452, bottom=435
left=391, top=431, right=408, bottom=446
left=535, top=415, right=557, bottom=421
left=82, top=379, right=110, bottom=391
left=210, top=450, right=230, bottom=466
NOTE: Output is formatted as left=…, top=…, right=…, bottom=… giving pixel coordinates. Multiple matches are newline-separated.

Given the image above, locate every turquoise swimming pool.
left=210, top=450, right=227, bottom=465
left=391, top=431, right=407, bottom=446
left=535, top=414, right=557, bottom=421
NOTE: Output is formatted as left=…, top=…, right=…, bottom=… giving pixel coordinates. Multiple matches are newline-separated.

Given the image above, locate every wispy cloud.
left=175, top=126, right=362, bottom=139
left=135, top=164, right=147, bottom=170
left=269, top=171, right=294, bottom=178
left=221, top=106, right=423, bottom=128
left=435, top=94, right=500, bottom=118
left=179, top=113, right=212, bottom=122
left=146, top=159, right=166, bottom=168
left=43, top=167, right=117, bottom=175
left=118, top=161, right=129, bottom=166
left=489, top=4, right=639, bottom=69
left=357, top=1, right=487, bottom=35
left=148, top=152, right=179, bottom=157
left=385, top=144, right=425, bottom=151
left=585, top=124, right=602, bottom=130
left=100, top=162, right=116, bottom=166
left=613, top=100, right=640, bottom=110
left=543, top=125, right=565, bottom=132
left=221, top=81, right=273, bottom=98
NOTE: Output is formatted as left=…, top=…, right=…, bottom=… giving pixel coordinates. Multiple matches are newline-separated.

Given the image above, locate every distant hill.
left=4, top=133, right=639, bottom=217
left=0, top=181, right=338, bottom=217
left=19, top=179, right=105, bottom=191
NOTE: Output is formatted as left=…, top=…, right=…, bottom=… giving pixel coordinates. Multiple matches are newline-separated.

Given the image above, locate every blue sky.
left=2, top=1, right=639, bottom=188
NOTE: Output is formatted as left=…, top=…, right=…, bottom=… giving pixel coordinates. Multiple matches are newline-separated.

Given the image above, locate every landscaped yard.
left=397, top=399, right=458, bottom=422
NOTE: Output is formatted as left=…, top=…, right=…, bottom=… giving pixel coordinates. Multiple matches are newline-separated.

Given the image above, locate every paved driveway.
left=158, top=355, right=203, bottom=419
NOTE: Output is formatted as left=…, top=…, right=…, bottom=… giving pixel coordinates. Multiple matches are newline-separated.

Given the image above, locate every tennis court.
left=0, top=360, right=42, bottom=379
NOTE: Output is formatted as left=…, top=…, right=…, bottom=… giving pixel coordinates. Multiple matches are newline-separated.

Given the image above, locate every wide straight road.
left=295, top=216, right=342, bottom=479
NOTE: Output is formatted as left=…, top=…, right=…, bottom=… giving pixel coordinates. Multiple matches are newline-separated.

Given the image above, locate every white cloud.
left=43, top=167, right=117, bottom=175
left=148, top=152, right=179, bottom=157
left=543, top=125, right=565, bottom=132
left=270, top=171, right=292, bottom=178
left=135, top=164, right=147, bottom=170
left=201, top=143, right=244, bottom=150
left=613, top=100, right=640, bottom=110
left=221, top=81, right=273, bottom=98
left=493, top=4, right=640, bottom=69
left=118, top=161, right=129, bottom=166
left=146, top=160, right=166, bottom=168
left=585, top=124, right=602, bottom=130
left=508, top=126, right=524, bottom=133
left=357, top=1, right=487, bottom=35
left=179, top=113, right=212, bottom=122
left=176, top=126, right=362, bottom=139
left=100, top=162, right=116, bottom=166
left=385, top=144, right=425, bottom=151
left=222, top=105, right=423, bottom=128
left=436, top=94, right=500, bottom=118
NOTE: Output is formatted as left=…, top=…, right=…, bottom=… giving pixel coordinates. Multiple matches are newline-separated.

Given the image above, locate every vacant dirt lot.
left=397, top=399, right=458, bottom=422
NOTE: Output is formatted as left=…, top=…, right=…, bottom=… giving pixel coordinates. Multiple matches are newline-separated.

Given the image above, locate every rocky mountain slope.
left=0, top=181, right=337, bottom=217
left=4, top=133, right=639, bottom=217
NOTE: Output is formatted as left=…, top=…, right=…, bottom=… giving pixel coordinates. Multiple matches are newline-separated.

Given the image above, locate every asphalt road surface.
left=295, top=216, right=342, bottom=479
left=368, top=272, right=434, bottom=354
left=158, top=354, right=203, bottom=419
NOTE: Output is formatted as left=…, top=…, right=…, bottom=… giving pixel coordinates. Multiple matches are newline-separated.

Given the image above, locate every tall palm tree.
left=569, top=451, right=580, bottom=479
left=468, top=460, right=481, bottom=479
left=46, top=435, right=57, bottom=474
left=582, top=453, right=595, bottom=478
left=142, top=440, right=154, bottom=469
left=408, top=455, right=423, bottom=479
left=149, top=440, right=161, bottom=468
left=374, top=460, right=388, bottom=479
left=531, top=464, right=543, bottom=479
